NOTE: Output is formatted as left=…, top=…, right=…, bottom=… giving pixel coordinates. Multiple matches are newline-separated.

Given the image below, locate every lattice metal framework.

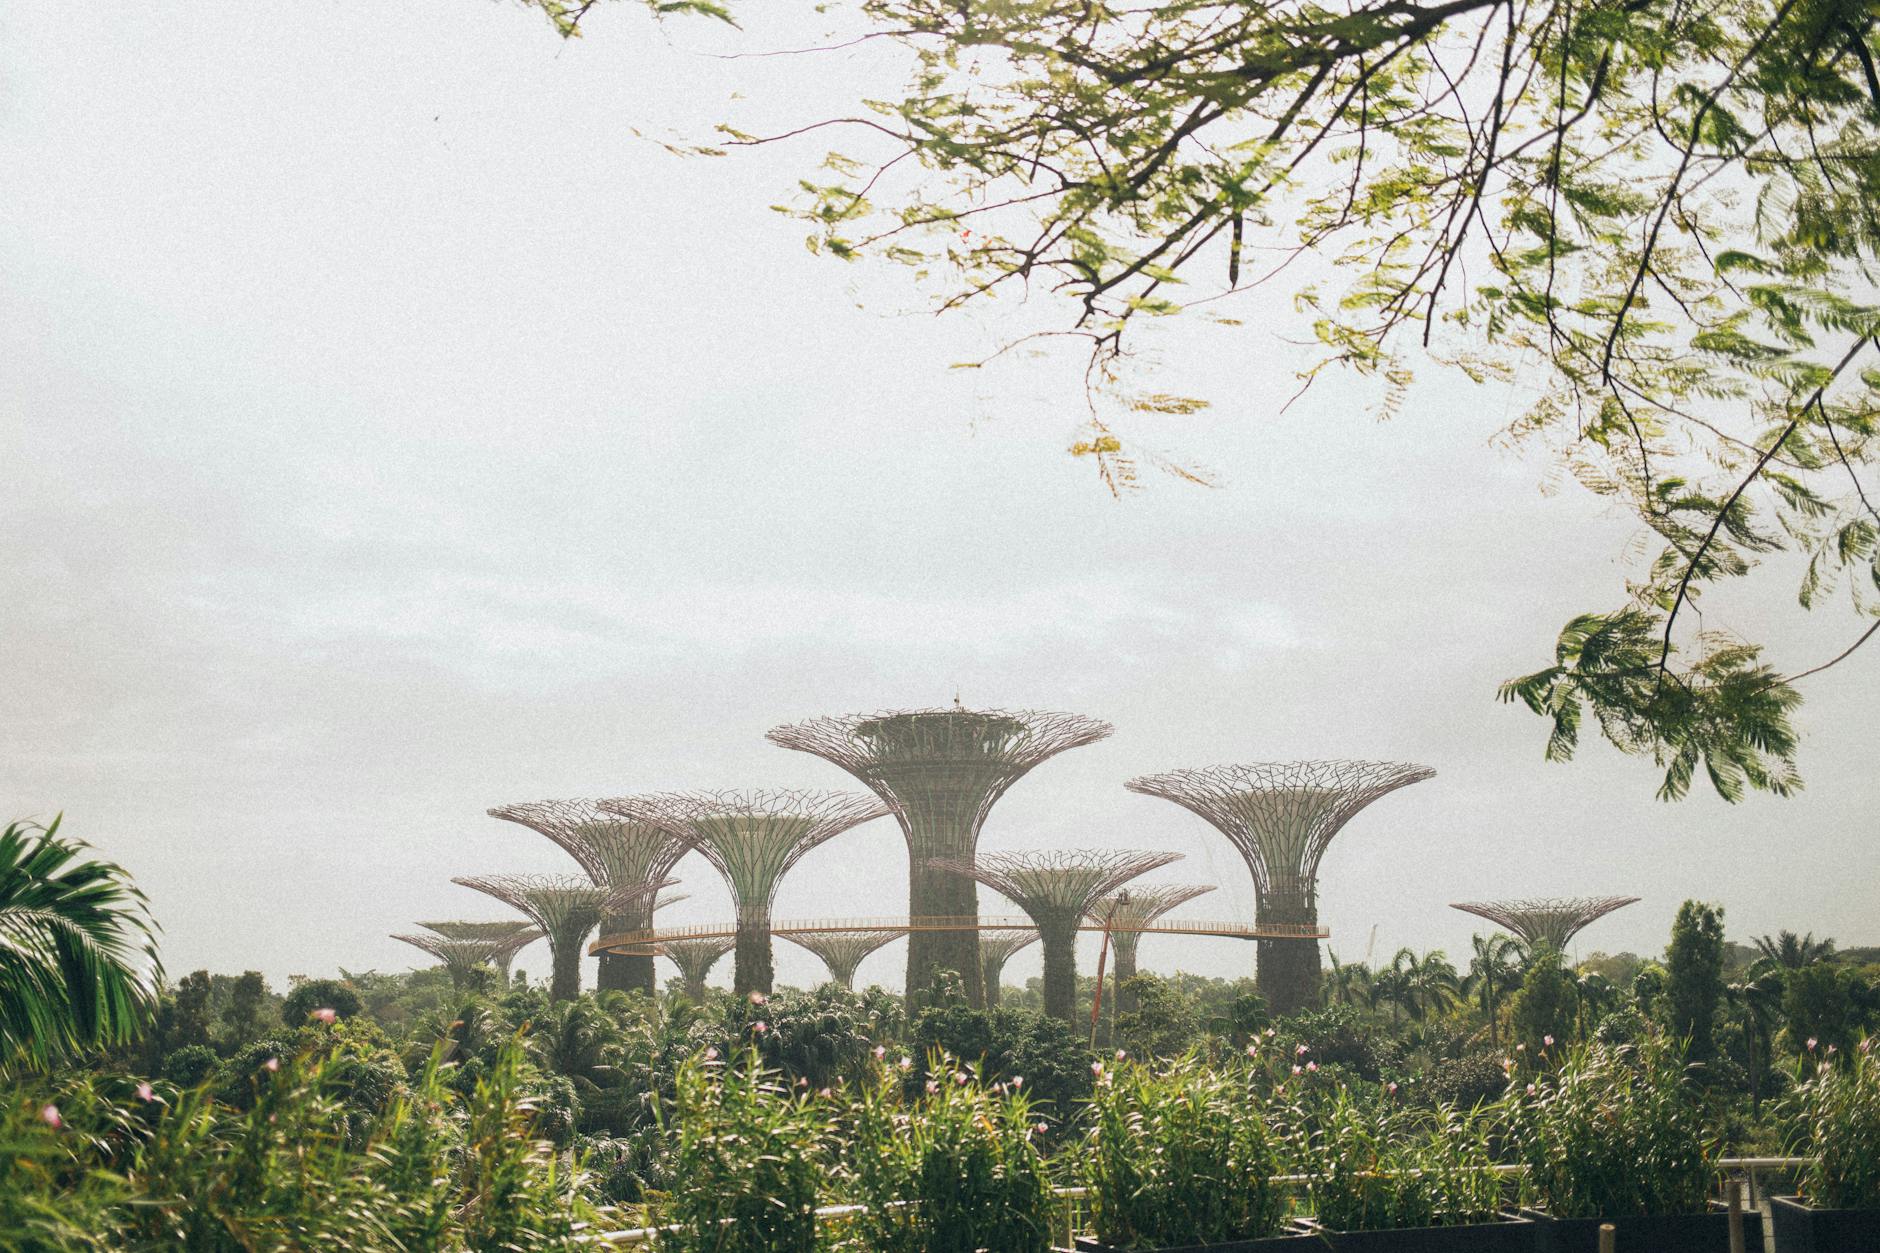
left=602, top=788, right=888, bottom=996
left=1450, top=896, right=1641, bottom=952
left=1090, top=883, right=1216, bottom=1016
left=662, top=936, right=738, bottom=1002
left=979, top=926, right=1039, bottom=1008
left=1125, top=760, right=1434, bottom=1013
left=393, top=929, right=542, bottom=987
left=767, top=706, right=1112, bottom=1008
left=930, top=848, right=1181, bottom=1023
left=781, top=928, right=905, bottom=989
left=452, top=874, right=670, bottom=1003
left=487, top=798, right=693, bottom=995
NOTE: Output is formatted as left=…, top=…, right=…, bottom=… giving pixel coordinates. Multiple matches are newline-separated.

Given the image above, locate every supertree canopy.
left=1125, top=760, right=1434, bottom=1013
left=978, top=927, right=1039, bottom=1008
left=930, top=848, right=1181, bottom=1023
left=602, top=789, right=888, bottom=996
left=767, top=706, right=1112, bottom=1008
left=662, top=936, right=737, bottom=1002
left=487, top=799, right=692, bottom=996
left=1450, top=896, right=1641, bottom=952
left=416, top=917, right=543, bottom=978
left=1089, top=883, right=1216, bottom=1017
left=781, top=928, right=905, bottom=989
left=452, top=874, right=669, bottom=1002
left=392, top=929, right=542, bottom=988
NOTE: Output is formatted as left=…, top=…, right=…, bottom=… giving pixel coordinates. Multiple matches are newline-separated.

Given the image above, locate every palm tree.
left=1573, top=971, right=1615, bottom=1032
left=1466, top=933, right=1521, bottom=1046
left=1323, top=950, right=1374, bottom=1009
left=528, top=998, right=628, bottom=1095
left=1409, top=950, right=1462, bottom=1020
left=0, top=817, right=161, bottom=1073
left=1727, top=970, right=1784, bottom=1115
left=1753, top=931, right=1835, bottom=971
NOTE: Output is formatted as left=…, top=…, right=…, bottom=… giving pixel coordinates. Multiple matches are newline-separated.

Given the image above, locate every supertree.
left=392, top=929, right=542, bottom=989
left=781, top=929, right=905, bottom=989
left=416, top=918, right=543, bottom=977
left=1089, top=883, right=1217, bottom=1017
left=1125, top=760, right=1435, bottom=1013
left=1450, top=896, right=1641, bottom=952
left=662, top=936, right=738, bottom=1002
left=929, top=849, right=1182, bottom=1023
left=487, top=799, right=692, bottom=996
left=602, top=789, right=889, bottom=996
left=452, top=874, right=670, bottom=1002
left=978, top=927, right=1039, bottom=1008
left=767, top=706, right=1112, bottom=1008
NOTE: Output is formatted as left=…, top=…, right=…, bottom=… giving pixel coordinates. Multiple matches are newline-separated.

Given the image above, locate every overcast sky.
left=4, top=2, right=1875, bottom=994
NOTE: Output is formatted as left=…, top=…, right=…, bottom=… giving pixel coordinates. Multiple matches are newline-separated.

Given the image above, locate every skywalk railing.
left=591, top=915, right=1328, bottom=954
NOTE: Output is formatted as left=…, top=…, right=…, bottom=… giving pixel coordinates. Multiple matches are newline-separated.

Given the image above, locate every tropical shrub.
left=282, top=977, right=363, bottom=1025
left=846, top=1055, right=1054, bottom=1253
left=1791, top=1037, right=1880, bottom=1210
left=909, top=1001, right=1091, bottom=1127
left=1084, top=1053, right=1287, bottom=1248
left=1508, top=1037, right=1713, bottom=1218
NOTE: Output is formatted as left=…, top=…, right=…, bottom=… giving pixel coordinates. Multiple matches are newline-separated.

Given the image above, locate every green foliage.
left=694, top=984, right=896, bottom=1091
left=1113, top=973, right=1202, bottom=1059
left=1509, top=1037, right=1714, bottom=1219
left=1510, top=949, right=1577, bottom=1057
left=283, top=977, right=364, bottom=1026
left=846, top=1056, right=1054, bottom=1253
left=656, top=1052, right=829, bottom=1252
left=1791, top=1037, right=1880, bottom=1211
left=1084, top=1054, right=1286, bottom=1248
left=159, top=1043, right=219, bottom=1087
left=1665, top=901, right=1727, bottom=1061
left=0, top=817, right=160, bottom=1075
left=1783, top=963, right=1863, bottom=1056
left=909, top=1000, right=1092, bottom=1126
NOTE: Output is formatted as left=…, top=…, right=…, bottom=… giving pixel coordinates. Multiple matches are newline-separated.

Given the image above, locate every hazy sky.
left=4, top=2, right=1875, bottom=994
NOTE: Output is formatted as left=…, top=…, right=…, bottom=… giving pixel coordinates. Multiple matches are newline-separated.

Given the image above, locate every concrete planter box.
left=1769, top=1195, right=1880, bottom=1253
left=1518, top=1203, right=1763, bottom=1253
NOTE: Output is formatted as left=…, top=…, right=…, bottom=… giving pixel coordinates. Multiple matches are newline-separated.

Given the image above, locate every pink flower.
left=312, top=1007, right=337, bottom=1025
left=1011, top=1076, right=1024, bottom=1089
left=954, top=1071, right=969, bottom=1086
left=1292, top=1065, right=1303, bottom=1075
left=704, top=1047, right=719, bottom=1061
left=1306, top=1061, right=1318, bottom=1072
left=749, top=991, right=767, bottom=1005
left=1034, top=1122, right=1048, bottom=1135
left=1809, top=1037, right=1819, bottom=1051
left=1115, top=1049, right=1127, bottom=1061
left=135, top=1082, right=156, bottom=1103
left=1387, top=1082, right=1398, bottom=1095
left=1515, top=1044, right=1526, bottom=1052
left=873, top=1045, right=887, bottom=1060
left=1246, top=1043, right=1259, bottom=1057
left=1296, top=1044, right=1309, bottom=1056
left=1543, top=1035, right=1554, bottom=1047
left=39, top=1104, right=61, bottom=1130
left=818, top=1088, right=832, bottom=1099
left=1264, top=1027, right=1276, bottom=1037
left=263, top=1058, right=280, bottom=1073
left=1526, top=1083, right=1537, bottom=1096
left=925, top=1079, right=940, bottom=1095
left=752, top=1021, right=768, bottom=1034
left=897, top=1056, right=913, bottom=1072
left=1091, top=1062, right=1104, bottom=1076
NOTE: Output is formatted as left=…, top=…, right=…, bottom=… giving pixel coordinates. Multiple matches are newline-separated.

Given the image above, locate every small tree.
left=221, top=971, right=269, bottom=1046
left=282, top=978, right=363, bottom=1026
left=1510, top=947, right=1575, bottom=1057
left=1664, top=901, right=1726, bottom=1061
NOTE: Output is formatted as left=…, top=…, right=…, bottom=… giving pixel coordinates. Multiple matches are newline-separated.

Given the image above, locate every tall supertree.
left=781, top=928, right=905, bottom=989
left=392, top=929, right=542, bottom=989
left=452, top=874, right=669, bottom=1002
left=930, top=849, right=1182, bottom=1023
left=602, top=789, right=888, bottom=996
left=1126, top=760, right=1435, bottom=1013
left=487, top=799, right=692, bottom=996
left=1450, top=896, right=1641, bottom=952
left=978, top=927, right=1040, bottom=1008
left=1089, top=883, right=1216, bottom=1017
left=417, top=919, right=543, bottom=978
left=767, top=706, right=1113, bottom=1008
left=662, top=936, right=737, bottom=1002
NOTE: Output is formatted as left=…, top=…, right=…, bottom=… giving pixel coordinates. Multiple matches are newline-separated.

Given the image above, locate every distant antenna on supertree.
left=662, top=936, right=737, bottom=1002
left=416, top=917, right=543, bottom=979
left=781, top=929, right=905, bottom=989
left=1126, top=760, right=1434, bottom=1013
left=930, top=848, right=1181, bottom=1022
left=452, top=874, right=670, bottom=1002
left=392, top=929, right=542, bottom=989
left=978, top=927, right=1040, bottom=1008
left=488, top=799, right=692, bottom=996
left=1089, top=883, right=1216, bottom=1017
left=1450, top=896, right=1640, bottom=952
left=602, top=789, right=888, bottom=996
left=767, top=706, right=1113, bottom=1008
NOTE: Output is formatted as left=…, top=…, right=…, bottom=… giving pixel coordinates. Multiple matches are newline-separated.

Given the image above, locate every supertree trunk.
left=734, top=904, right=775, bottom=997
left=597, top=900, right=658, bottom=995
left=684, top=972, right=708, bottom=1001
left=1256, top=897, right=1320, bottom=1014
left=1040, top=925, right=1079, bottom=1024
left=983, top=966, right=1003, bottom=1008
left=550, top=940, right=583, bottom=1003
left=1111, top=933, right=1143, bottom=1018
left=910, top=860, right=981, bottom=1011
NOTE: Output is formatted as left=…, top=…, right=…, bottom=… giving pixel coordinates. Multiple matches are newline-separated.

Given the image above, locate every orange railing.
left=591, top=915, right=1328, bottom=955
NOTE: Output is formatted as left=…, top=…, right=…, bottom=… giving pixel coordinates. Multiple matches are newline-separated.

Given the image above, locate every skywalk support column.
left=1090, top=884, right=1214, bottom=1017
left=767, top=707, right=1112, bottom=1010
left=1126, top=761, right=1435, bottom=1014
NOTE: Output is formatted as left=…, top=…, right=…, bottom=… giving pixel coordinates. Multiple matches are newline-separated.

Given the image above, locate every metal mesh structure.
left=930, top=848, right=1182, bottom=1023
left=488, top=798, right=692, bottom=995
left=417, top=918, right=543, bottom=974
left=1450, top=896, right=1641, bottom=952
left=662, top=936, right=738, bottom=1002
left=452, top=874, right=671, bottom=1002
left=780, top=928, right=905, bottom=989
left=602, top=789, right=888, bottom=996
left=1125, top=760, right=1434, bottom=1012
left=979, top=927, right=1040, bottom=1008
left=1089, top=883, right=1216, bottom=1016
left=392, top=929, right=542, bottom=987
left=767, top=705, right=1112, bottom=1008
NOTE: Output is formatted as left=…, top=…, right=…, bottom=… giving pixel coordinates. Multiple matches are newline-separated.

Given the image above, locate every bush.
left=282, top=978, right=363, bottom=1026
left=158, top=1043, right=220, bottom=1087
left=1276, top=1005, right=1400, bottom=1081
left=1085, top=1054, right=1287, bottom=1248
left=909, top=1002, right=1091, bottom=1127
left=1791, top=1036, right=1880, bottom=1210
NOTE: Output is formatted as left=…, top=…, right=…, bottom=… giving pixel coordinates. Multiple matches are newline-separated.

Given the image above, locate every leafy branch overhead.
left=527, top=0, right=1880, bottom=800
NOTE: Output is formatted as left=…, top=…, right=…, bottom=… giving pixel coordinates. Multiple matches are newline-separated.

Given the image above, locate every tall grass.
left=1792, top=1036, right=1880, bottom=1210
